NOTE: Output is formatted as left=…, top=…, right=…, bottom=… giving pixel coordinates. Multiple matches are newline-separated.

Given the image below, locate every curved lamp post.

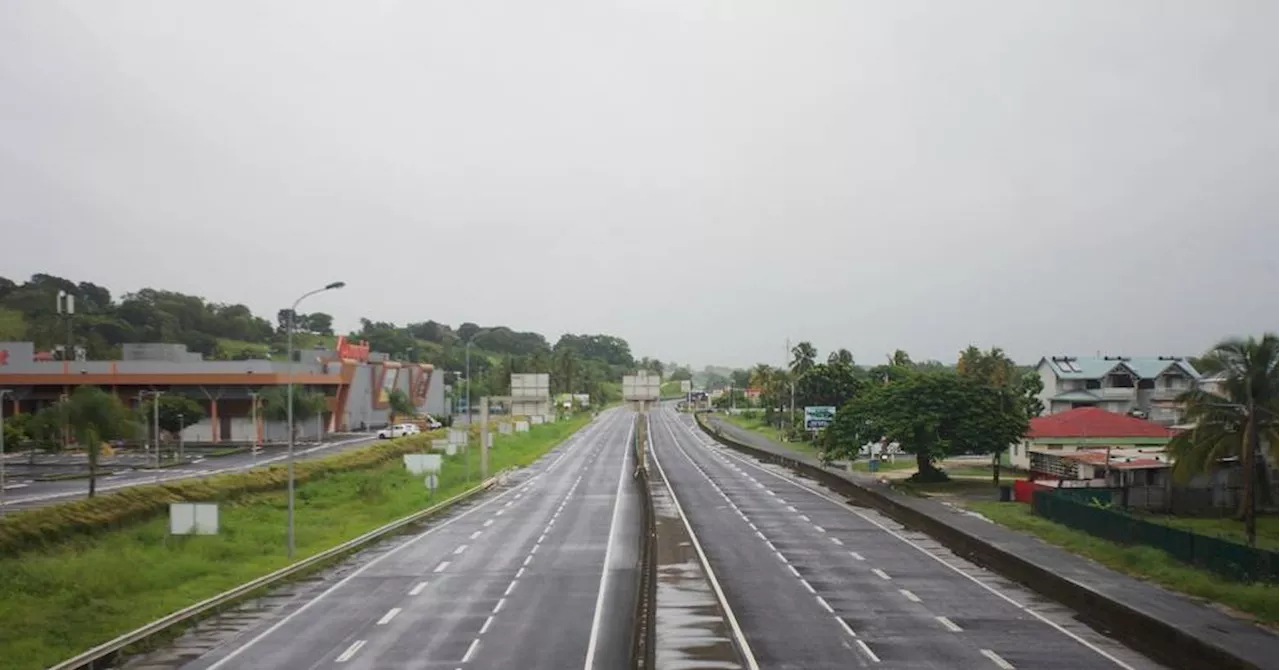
left=286, top=281, right=345, bottom=559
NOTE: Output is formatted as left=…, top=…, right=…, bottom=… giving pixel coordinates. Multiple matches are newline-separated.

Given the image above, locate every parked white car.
left=376, top=424, right=416, bottom=439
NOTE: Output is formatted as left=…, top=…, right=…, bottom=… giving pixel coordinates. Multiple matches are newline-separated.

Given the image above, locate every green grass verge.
left=202, top=447, right=247, bottom=458
left=1130, top=513, right=1279, bottom=552
left=942, top=466, right=1020, bottom=478
left=720, top=413, right=821, bottom=458
left=966, top=501, right=1278, bottom=626
left=0, top=413, right=592, bottom=670
left=848, top=459, right=916, bottom=473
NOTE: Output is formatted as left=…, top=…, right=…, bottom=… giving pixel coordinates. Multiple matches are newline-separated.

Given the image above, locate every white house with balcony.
left=1034, top=356, right=1200, bottom=425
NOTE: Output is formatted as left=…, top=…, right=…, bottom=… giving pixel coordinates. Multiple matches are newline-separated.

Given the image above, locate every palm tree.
left=791, top=341, right=817, bottom=376
left=1167, top=334, right=1278, bottom=547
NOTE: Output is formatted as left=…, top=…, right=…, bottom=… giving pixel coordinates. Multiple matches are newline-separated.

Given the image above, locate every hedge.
left=0, top=432, right=445, bottom=557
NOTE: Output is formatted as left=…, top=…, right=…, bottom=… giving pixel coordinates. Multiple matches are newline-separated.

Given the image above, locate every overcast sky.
left=1, top=1, right=1275, bottom=368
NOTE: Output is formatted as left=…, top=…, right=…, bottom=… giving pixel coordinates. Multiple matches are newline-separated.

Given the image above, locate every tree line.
left=713, top=344, right=1043, bottom=483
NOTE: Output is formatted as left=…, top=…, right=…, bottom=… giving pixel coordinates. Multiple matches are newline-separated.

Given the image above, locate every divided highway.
left=183, top=409, right=641, bottom=670
left=648, top=408, right=1164, bottom=670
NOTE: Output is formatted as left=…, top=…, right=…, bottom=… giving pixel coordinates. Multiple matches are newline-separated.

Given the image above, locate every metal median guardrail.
left=49, top=474, right=505, bottom=670
left=629, top=413, right=657, bottom=670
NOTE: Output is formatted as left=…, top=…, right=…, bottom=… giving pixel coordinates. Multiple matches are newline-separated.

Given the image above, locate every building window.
left=1085, top=379, right=1101, bottom=390
left=1138, top=379, right=1155, bottom=390
left=1107, top=373, right=1135, bottom=388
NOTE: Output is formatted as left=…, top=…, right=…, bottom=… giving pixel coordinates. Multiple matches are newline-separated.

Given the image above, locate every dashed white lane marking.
left=812, top=525, right=826, bottom=533
left=786, top=506, right=797, bottom=512
left=764, top=540, right=776, bottom=551
left=815, top=596, right=834, bottom=613
left=850, top=551, right=865, bottom=561
left=335, top=640, right=366, bottom=662
left=493, top=598, right=506, bottom=614
left=470, top=530, right=483, bottom=540
left=376, top=608, right=401, bottom=625
left=799, top=515, right=810, bottom=522
left=872, top=568, right=891, bottom=580
left=483, top=519, right=494, bottom=528
left=538, top=533, right=547, bottom=543
left=981, top=649, right=1015, bottom=669
left=479, top=615, right=494, bottom=635
left=504, top=581, right=518, bottom=596
left=530, top=544, right=539, bottom=554
left=434, top=561, right=451, bottom=573
left=523, top=555, right=533, bottom=567
left=515, top=567, right=526, bottom=578
left=754, top=530, right=766, bottom=541
left=855, top=639, right=881, bottom=663
left=800, top=580, right=816, bottom=594
left=900, top=589, right=921, bottom=603
left=462, top=638, right=480, bottom=663
left=503, top=500, right=513, bottom=507
left=830, top=537, right=843, bottom=546
left=765, top=489, right=776, bottom=496
left=937, top=616, right=963, bottom=632
left=837, top=618, right=858, bottom=638
left=454, top=544, right=469, bottom=555
left=701, top=437, right=1139, bottom=670
left=409, top=581, right=428, bottom=595
left=495, top=509, right=505, bottom=516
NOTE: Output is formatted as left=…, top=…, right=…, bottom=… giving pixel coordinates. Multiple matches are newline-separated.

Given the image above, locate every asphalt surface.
left=649, top=408, right=1164, bottom=670
left=182, top=408, right=641, bottom=670
left=0, top=435, right=380, bottom=513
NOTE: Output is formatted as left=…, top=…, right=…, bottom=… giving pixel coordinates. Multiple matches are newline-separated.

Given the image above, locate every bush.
left=0, top=432, right=444, bottom=557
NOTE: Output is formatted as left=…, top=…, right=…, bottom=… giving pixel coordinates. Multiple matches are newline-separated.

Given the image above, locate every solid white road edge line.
left=582, top=415, right=634, bottom=670
left=653, top=412, right=761, bottom=670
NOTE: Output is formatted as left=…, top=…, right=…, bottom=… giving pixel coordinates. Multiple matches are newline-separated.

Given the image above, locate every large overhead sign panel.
left=623, top=372, right=661, bottom=401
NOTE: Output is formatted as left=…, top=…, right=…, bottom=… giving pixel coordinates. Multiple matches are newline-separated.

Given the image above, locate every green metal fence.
left=1032, top=490, right=1278, bottom=583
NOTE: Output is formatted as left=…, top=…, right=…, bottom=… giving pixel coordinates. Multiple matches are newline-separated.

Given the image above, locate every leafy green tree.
left=829, top=371, right=1026, bottom=482
left=260, top=386, right=328, bottom=438
left=64, top=387, right=139, bottom=497
left=795, top=362, right=862, bottom=408
left=827, top=348, right=854, bottom=366
left=956, top=345, right=1042, bottom=483
left=144, top=394, right=208, bottom=437
left=1167, top=334, right=1278, bottom=547
left=790, top=341, right=817, bottom=376
left=668, top=366, right=693, bottom=382
left=386, top=388, right=417, bottom=425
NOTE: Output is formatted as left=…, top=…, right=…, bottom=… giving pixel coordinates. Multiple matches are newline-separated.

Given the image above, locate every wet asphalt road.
left=649, top=408, right=1164, bottom=670
left=181, top=409, right=641, bottom=670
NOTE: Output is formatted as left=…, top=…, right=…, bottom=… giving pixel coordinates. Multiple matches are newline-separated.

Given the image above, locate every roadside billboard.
left=804, top=406, right=837, bottom=430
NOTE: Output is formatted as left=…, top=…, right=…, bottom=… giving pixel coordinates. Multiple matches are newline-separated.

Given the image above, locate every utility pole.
left=249, top=391, right=260, bottom=465
left=465, top=339, right=473, bottom=425
left=0, top=389, right=11, bottom=515
left=152, top=391, right=163, bottom=468
left=178, top=413, right=185, bottom=463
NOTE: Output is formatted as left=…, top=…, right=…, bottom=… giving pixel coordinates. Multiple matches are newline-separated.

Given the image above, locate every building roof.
left=1027, top=407, right=1176, bottom=439
left=1061, top=451, right=1170, bottom=470
left=1039, top=356, right=1199, bottom=381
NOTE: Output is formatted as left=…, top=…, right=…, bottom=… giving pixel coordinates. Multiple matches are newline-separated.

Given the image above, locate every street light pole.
left=286, top=281, right=345, bottom=560
left=153, top=391, right=163, bottom=467
left=0, top=389, right=11, bottom=515
left=249, top=391, right=260, bottom=465
left=465, top=339, right=473, bottom=425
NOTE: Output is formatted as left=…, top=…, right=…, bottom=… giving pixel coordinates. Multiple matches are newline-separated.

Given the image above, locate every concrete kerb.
left=692, top=412, right=1270, bottom=670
